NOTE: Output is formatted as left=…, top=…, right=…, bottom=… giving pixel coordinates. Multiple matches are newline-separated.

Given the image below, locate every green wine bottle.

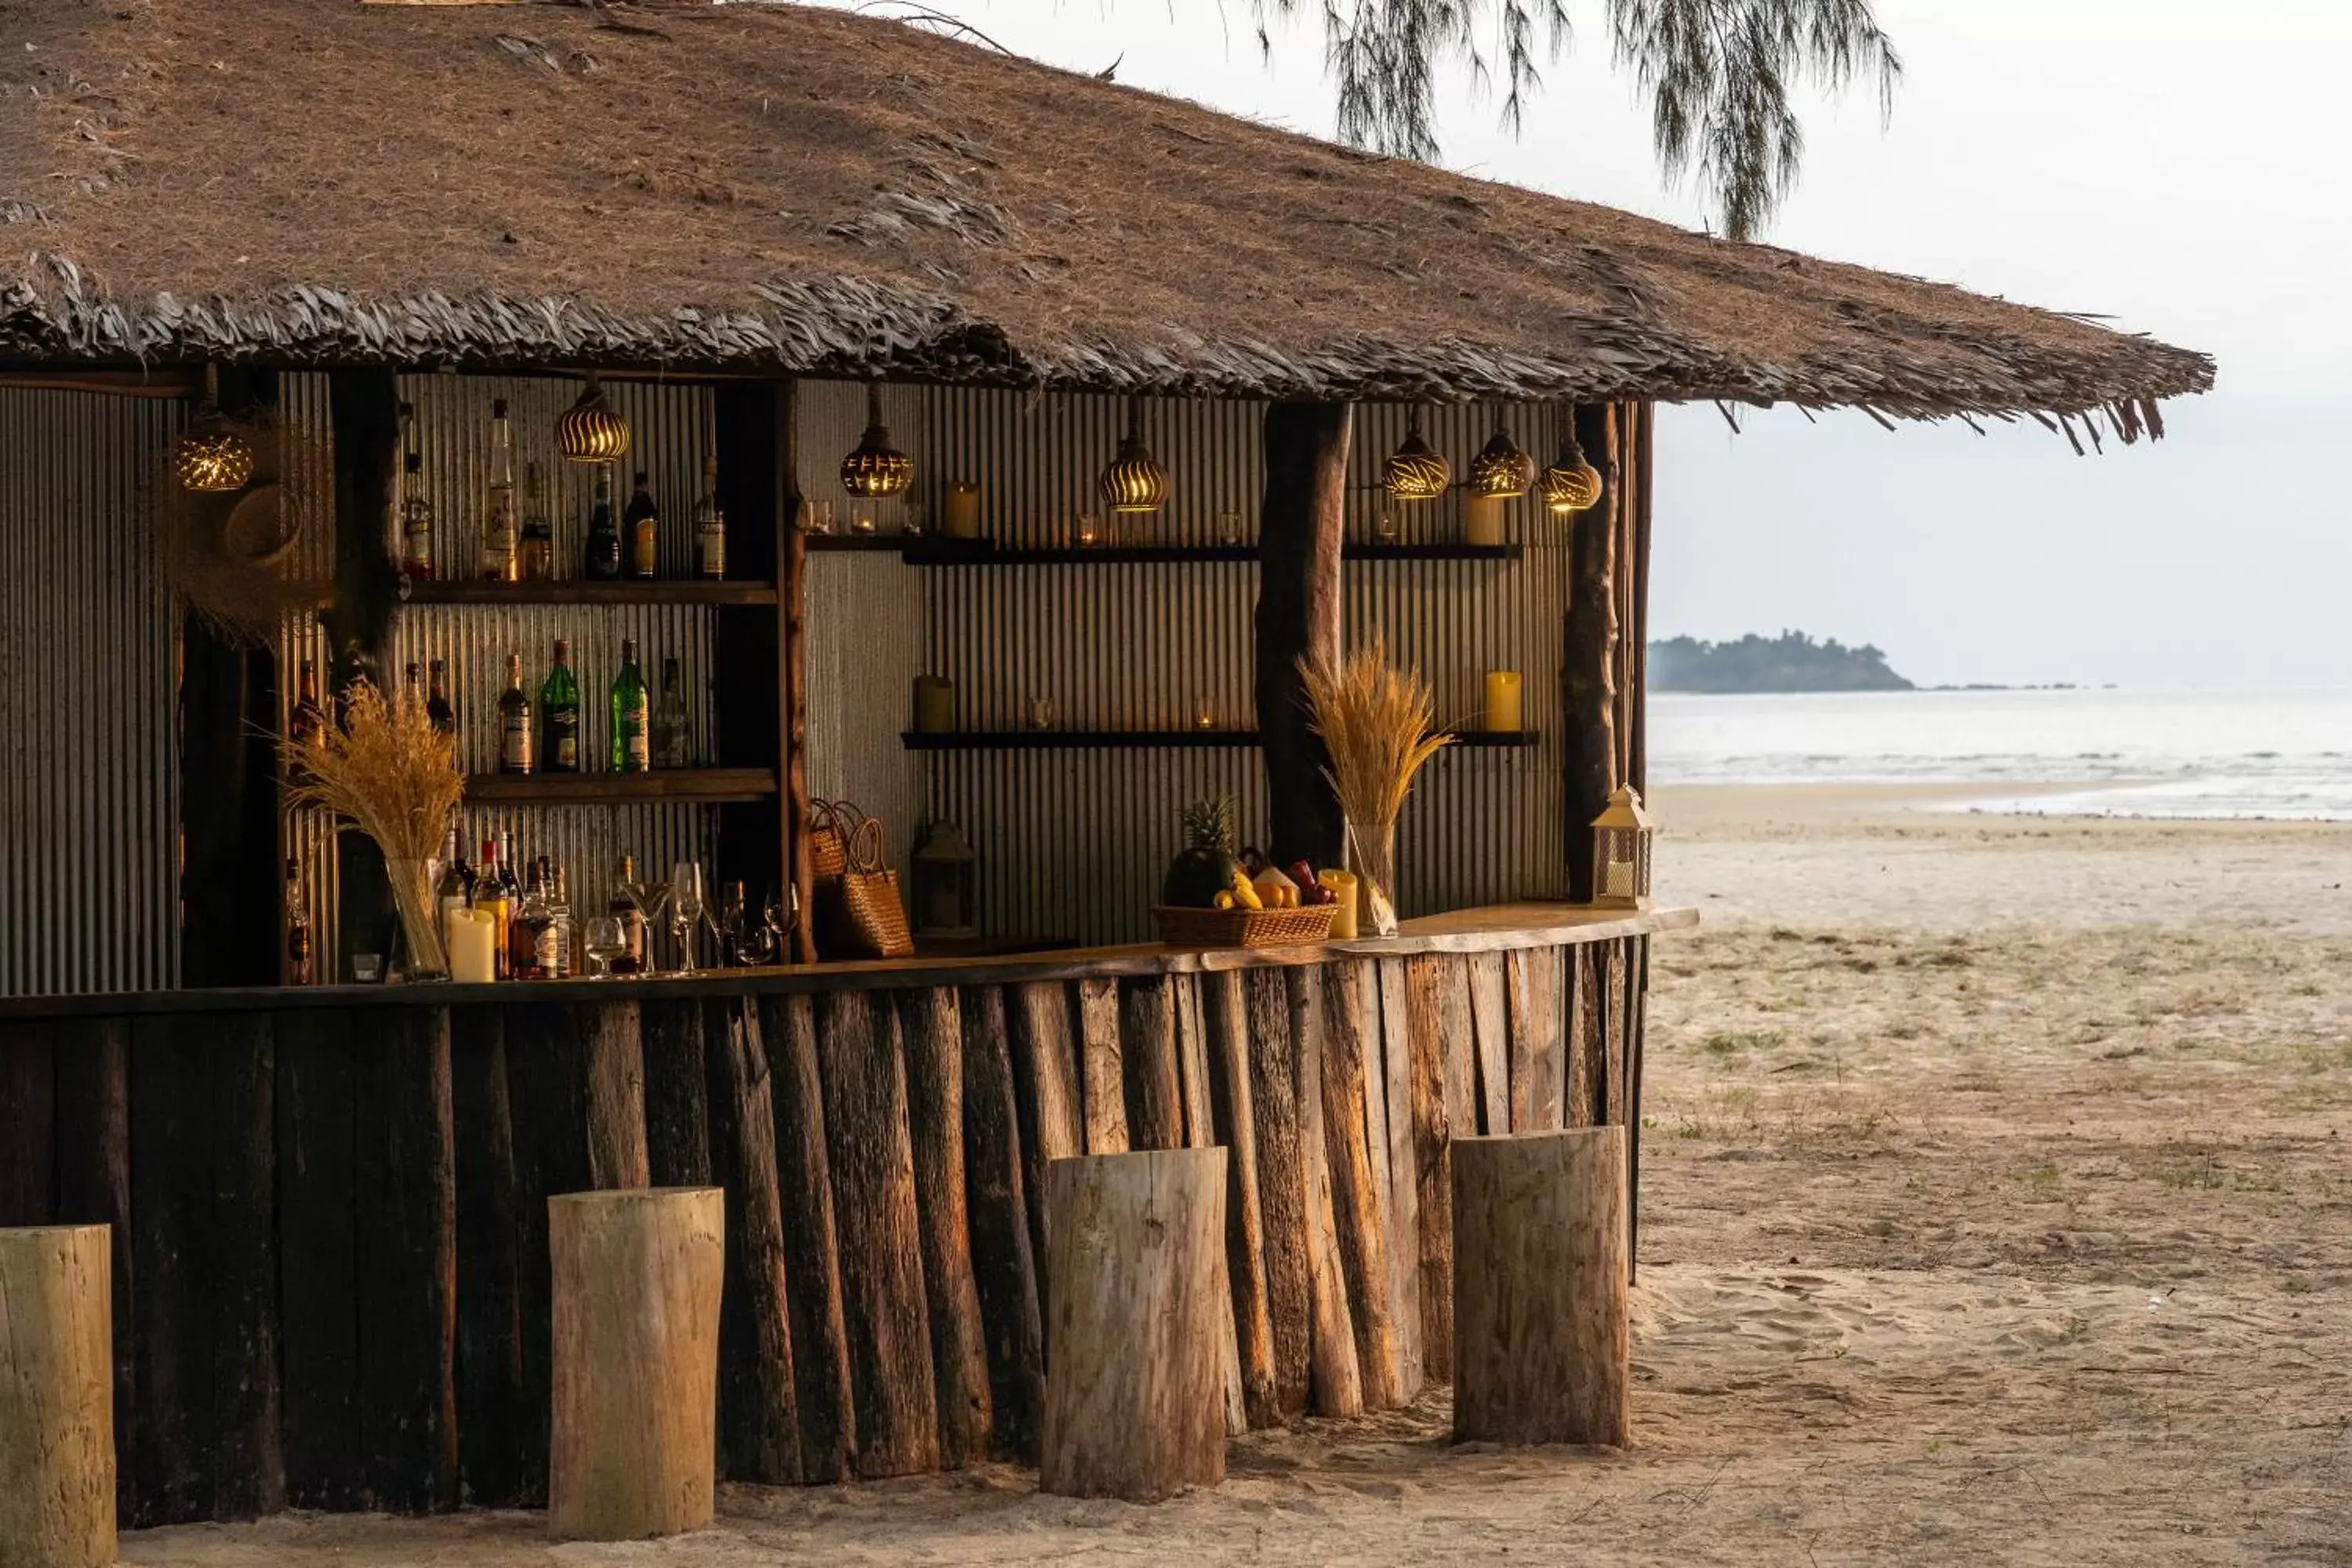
left=610, top=637, right=650, bottom=773
left=539, top=637, right=581, bottom=773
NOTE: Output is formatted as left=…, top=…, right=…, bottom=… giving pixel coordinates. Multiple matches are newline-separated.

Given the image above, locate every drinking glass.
left=669, top=862, right=706, bottom=976
left=1374, top=510, right=1400, bottom=545
left=802, top=499, right=835, bottom=536
left=717, top=881, right=749, bottom=967
left=900, top=500, right=927, bottom=539
left=1216, top=512, right=1244, bottom=546
left=583, top=916, right=625, bottom=978
left=1026, top=695, right=1054, bottom=731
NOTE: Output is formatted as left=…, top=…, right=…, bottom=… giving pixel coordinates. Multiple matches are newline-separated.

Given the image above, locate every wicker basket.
left=1152, top=902, right=1338, bottom=949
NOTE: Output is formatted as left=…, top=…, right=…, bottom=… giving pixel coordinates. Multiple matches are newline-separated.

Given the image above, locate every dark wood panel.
left=641, top=998, right=712, bottom=1188
left=449, top=1007, right=526, bottom=1508
left=462, top=768, right=777, bottom=806
left=0, top=1018, right=55, bottom=1225
left=276, top=1010, right=359, bottom=1510
left=210, top=1014, right=283, bottom=1519
left=129, top=1013, right=218, bottom=1526
left=497, top=1001, right=589, bottom=1507
left=956, top=986, right=1044, bottom=1461
left=351, top=1007, right=457, bottom=1514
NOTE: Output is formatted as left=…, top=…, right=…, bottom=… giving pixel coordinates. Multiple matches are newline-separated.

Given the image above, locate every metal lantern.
left=840, top=382, right=913, bottom=498
left=1382, top=409, right=1450, bottom=502
left=1466, top=422, right=1534, bottom=499
left=175, top=365, right=256, bottom=492
left=1589, top=786, right=1654, bottom=910
left=1539, top=410, right=1604, bottom=514
left=1098, top=395, right=1170, bottom=514
left=556, top=371, right=631, bottom=463
left=912, top=819, right=978, bottom=941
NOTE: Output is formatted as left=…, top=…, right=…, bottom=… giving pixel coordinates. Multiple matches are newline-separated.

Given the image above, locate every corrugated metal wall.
left=0, top=388, right=180, bottom=996
left=800, top=385, right=1571, bottom=946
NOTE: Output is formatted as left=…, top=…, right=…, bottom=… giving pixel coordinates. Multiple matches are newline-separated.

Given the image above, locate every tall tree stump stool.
left=0, top=1225, right=116, bottom=1568
left=549, top=1189, right=724, bottom=1540
left=1451, top=1127, right=1629, bottom=1447
left=1040, top=1148, right=1229, bottom=1501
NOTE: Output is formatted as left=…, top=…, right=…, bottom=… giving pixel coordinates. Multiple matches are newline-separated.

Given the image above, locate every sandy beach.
left=124, top=786, right=2352, bottom=1566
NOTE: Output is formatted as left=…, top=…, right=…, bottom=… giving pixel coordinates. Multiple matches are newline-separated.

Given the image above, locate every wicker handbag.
left=815, top=808, right=914, bottom=960
left=808, top=798, right=855, bottom=882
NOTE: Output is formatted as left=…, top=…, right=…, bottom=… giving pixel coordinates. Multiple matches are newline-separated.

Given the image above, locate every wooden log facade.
left=0, top=906, right=1681, bottom=1525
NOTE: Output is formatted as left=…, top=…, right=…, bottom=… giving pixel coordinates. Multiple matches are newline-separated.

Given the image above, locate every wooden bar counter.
left=0, top=903, right=1690, bottom=1526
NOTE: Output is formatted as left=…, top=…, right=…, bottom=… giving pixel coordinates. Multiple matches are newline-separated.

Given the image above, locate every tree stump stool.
left=1040, top=1148, right=1229, bottom=1501
left=1451, top=1127, right=1629, bottom=1447
left=549, top=1188, right=724, bottom=1540
left=0, top=1225, right=116, bottom=1568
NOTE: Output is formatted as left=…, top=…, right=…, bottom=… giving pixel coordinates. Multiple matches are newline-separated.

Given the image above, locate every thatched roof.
left=1, top=0, right=2211, bottom=432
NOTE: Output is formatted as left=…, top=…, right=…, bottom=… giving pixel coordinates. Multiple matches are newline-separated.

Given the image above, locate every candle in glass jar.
left=1464, top=494, right=1506, bottom=546
left=1484, top=670, right=1524, bottom=733
left=913, top=674, right=956, bottom=734
left=944, top=481, right=981, bottom=539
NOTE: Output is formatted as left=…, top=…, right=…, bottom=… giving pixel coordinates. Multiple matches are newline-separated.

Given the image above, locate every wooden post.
left=894, top=988, right=993, bottom=1468
left=1040, top=1149, right=1229, bottom=1501
left=1119, top=975, right=1184, bottom=1152
left=323, top=368, right=404, bottom=976
left=1564, top=403, right=1621, bottom=903
left=1451, top=1129, right=1629, bottom=1447
left=1075, top=978, right=1128, bottom=1156
left=1287, top=967, right=1363, bottom=1417
left=0, top=1225, right=115, bottom=1568
left=758, top=996, right=856, bottom=1482
left=957, top=987, right=1046, bottom=1461
left=701, top=999, right=802, bottom=1485
left=1317, top=963, right=1403, bottom=1407
left=548, top=1188, right=724, bottom=1541
left=1202, top=973, right=1279, bottom=1428
left=1256, top=401, right=1351, bottom=869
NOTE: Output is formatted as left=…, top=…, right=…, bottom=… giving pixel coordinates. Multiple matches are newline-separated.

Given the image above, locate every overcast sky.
left=831, top=1, right=2347, bottom=688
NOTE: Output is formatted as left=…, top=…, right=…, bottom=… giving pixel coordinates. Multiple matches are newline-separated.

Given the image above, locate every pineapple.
left=1163, top=795, right=1243, bottom=908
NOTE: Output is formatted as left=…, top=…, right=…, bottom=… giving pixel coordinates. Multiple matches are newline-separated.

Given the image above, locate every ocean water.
left=1647, top=688, right=2352, bottom=820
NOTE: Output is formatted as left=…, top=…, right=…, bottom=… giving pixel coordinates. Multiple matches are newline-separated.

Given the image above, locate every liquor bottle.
left=651, top=657, right=690, bottom=769
left=474, top=838, right=513, bottom=979
left=609, top=855, right=647, bottom=975
left=435, top=830, right=472, bottom=950
left=401, top=661, right=426, bottom=718
left=695, top=455, right=726, bottom=579
left=289, top=660, right=327, bottom=748
left=283, top=856, right=314, bottom=985
left=583, top=468, right=622, bottom=581
left=610, top=637, right=650, bottom=774
left=625, top=471, right=659, bottom=580
left=510, top=861, right=552, bottom=982
left=549, top=860, right=574, bottom=978
left=517, top=461, right=555, bottom=583
left=539, top=638, right=581, bottom=774
left=426, top=658, right=456, bottom=736
left=497, top=652, right=534, bottom=775
left=480, top=397, right=520, bottom=582
left=498, top=830, right=523, bottom=904
left=399, top=446, right=434, bottom=580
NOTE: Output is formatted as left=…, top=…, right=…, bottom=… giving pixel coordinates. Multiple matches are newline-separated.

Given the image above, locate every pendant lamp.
left=1538, top=406, right=1605, bottom=514
left=1098, top=395, right=1170, bottom=514
left=1465, top=415, right=1534, bottom=499
left=1382, top=408, right=1450, bottom=502
left=840, top=381, right=913, bottom=498
left=556, top=371, right=631, bottom=463
left=174, top=365, right=257, bottom=493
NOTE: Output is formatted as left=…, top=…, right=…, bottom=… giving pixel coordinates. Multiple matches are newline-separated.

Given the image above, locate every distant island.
left=1650, top=631, right=1914, bottom=693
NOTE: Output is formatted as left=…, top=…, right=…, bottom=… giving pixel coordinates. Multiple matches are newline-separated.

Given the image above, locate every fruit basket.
left=1152, top=902, right=1338, bottom=949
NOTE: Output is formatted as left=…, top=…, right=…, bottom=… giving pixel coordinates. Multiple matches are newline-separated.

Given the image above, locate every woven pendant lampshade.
left=1098, top=395, right=1170, bottom=514
left=1539, top=410, right=1605, bottom=514
left=1466, top=421, right=1534, bottom=499
left=840, top=382, right=913, bottom=498
left=1382, top=409, right=1450, bottom=502
left=557, top=372, right=631, bottom=463
left=175, top=365, right=257, bottom=493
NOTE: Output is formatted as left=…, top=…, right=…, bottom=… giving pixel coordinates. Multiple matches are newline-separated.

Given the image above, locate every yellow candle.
left=1317, top=869, right=1360, bottom=939
left=944, top=481, right=981, bottom=539
left=448, top=907, right=498, bottom=985
left=913, top=674, right=956, bottom=734
left=1464, top=494, right=1505, bottom=546
left=1484, top=670, right=1523, bottom=733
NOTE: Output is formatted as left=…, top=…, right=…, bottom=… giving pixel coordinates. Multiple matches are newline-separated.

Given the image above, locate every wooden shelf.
left=804, top=535, right=909, bottom=553
left=902, top=729, right=1540, bottom=752
left=402, top=579, right=777, bottom=607
left=894, top=540, right=1522, bottom=565
left=463, top=768, right=779, bottom=805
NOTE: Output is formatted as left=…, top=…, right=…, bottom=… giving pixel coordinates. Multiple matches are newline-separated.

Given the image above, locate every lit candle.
left=1318, top=869, right=1361, bottom=939
left=1464, top=494, right=1505, bottom=547
left=944, top=481, right=981, bottom=539
left=1484, top=670, right=1523, bottom=733
left=913, top=674, right=956, bottom=734
left=448, top=907, right=498, bottom=985
left=851, top=512, right=877, bottom=535
left=1076, top=512, right=1100, bottom=548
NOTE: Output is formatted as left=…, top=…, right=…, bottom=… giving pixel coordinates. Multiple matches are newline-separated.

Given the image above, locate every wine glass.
left=669, top=862, right=706, bottom=976
left=583, top=916, right=625, bottom=978
left=717, top=880, right=749, bottom=967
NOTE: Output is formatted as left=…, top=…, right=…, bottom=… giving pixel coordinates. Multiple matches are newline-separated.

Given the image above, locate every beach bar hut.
left=0, top=0, right=2209, bottom=1526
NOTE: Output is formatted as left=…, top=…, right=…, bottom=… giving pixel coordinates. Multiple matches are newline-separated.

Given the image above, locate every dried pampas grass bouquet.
left=1299, top=634, right=1450, bottom=935
left=279, top=675, right=464, bottom=977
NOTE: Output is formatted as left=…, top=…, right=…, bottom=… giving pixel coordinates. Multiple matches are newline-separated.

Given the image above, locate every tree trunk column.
left=1040, top=1149, right=1230, bottom=1501
left=548, top=1189, right=725, bottom=1541
left=1451, top=1128, right=1629, bottom=1447
left=0, top=1225, right=116, bottom=1568
left=1256, top=401, right=1351, bottom=869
